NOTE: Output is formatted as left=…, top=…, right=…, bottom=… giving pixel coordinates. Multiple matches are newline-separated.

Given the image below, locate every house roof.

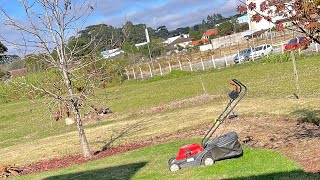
left=171, top=37, right=192, bottom=45
left=191, top=39, right=208, bottom=45
left=164, top=35, right=181, bottom=44
left=204, top=29, right=219, bottom=37
left=244, top=29, right=267, bottom=39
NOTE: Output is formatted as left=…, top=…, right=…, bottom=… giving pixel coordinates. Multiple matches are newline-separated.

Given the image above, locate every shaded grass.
left=15, top=140, right=319, bottom=180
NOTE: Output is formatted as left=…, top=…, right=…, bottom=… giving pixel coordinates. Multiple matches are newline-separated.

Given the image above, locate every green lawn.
left=1, top=54, right=320, bottom=147
left=0, top=54, right=320, bottom=164
left=16, top=140, right=319, bottom=180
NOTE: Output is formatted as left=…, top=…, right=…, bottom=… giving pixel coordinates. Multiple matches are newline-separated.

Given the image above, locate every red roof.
left=191, top=39, right=208, bottom=45
left=204, top=29, right=219, bottom=37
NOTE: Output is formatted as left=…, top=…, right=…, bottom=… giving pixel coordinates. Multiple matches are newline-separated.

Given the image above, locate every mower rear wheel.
left=169, top=164, right=180, bottom=172
left=202, top=154, right=214, bottom=166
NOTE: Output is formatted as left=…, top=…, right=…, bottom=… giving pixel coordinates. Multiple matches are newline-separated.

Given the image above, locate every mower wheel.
left=169, top=164, right=180, bottom=172
left=202, top=154, right=214, bottom=166
left=168, top=157, right=175, bottom=165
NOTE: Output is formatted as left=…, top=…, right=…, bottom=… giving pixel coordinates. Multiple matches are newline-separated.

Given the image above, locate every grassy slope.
left=16, top=140, right=319, bottom=180
left=0, top=54, right=320, bottom=164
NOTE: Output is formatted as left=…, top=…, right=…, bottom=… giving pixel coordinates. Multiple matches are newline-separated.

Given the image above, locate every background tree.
left=189, top=28, right=205, bottom=40
left=218, top=21, right=234, bottom=36
left=0, top=0, right=129, bottom=158
left=155, top=26, right=169, bottom=39
left=0, top=41, right=7, bottom=54
left=237, top=0, right=320, bottom=43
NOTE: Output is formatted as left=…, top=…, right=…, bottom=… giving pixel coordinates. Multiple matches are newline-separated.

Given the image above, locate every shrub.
left=293, top=109, right=320, bottom=126
left=259, top=52, right=300, bottom=64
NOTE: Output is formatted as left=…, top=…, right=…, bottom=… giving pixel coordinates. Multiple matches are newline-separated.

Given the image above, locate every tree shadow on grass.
left=43, top=162, right=147, bottom=180
left=225, top=170, right=320, bottom=180
left=94, top=120, right=149, bottom=154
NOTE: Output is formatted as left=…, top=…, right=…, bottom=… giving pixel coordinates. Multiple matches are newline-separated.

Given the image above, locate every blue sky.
left=0, top=0, right=239, bottom=54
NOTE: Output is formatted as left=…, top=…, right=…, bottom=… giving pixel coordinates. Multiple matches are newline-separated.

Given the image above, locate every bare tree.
left=0, top=0, right=128, bottom=158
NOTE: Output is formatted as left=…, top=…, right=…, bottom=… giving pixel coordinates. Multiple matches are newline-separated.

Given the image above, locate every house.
left=170, top=37, right=192, bottom=49
left=191, top=29, right=219, bottom=46
left=237, top=14, right=250, bottom=24
left=10, top=68, right=27, bottom=78
left=101, top=48, right=124, bottom=59
left=201, top=29, right=219, bottom=39
left=164, top=34, right=189, bottom=45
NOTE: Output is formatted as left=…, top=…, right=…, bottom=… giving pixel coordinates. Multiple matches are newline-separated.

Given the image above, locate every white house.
left=164, top=34, right=189, bottom=45
left=101, top=48, right=124, bottom=59
left=170, top=37, right=192, bottom=48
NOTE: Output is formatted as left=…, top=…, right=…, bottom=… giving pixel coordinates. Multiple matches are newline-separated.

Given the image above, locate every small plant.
left=259, top=52, right=300, bottom=64
left=293, top=109, right=320, bottom=126
left=0, top=164, right=23, bottom=178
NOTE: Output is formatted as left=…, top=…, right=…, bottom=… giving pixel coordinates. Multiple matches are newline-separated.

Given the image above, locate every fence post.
left=158, top=63, right=163, bottom=75
left=224, top=53, right=228, bottom=67
left=187, top=58, right=193, bottom=71
left=125, top=69, right=130, bottom=80
left=167, top=61, right=172, bottom=72
left=316, top=41, right=319, bottom=52
left=237, top=50, right=241, bottom=64
left=201, top=58, right=205, bottom=70
left=264, top=43, right=269, bottom=58
left=211, top=55, right=216, bottom=68
left=250, top=46, right=254, bottom=61
left=138, top=66, right=143, bottom=79
left=178, top=60, right=182, bottom=70
left=147, top=64, right=153, bottom=77
left=281, top=42, right=284, bottom=54
left=132, top=68, right=136, bottom=80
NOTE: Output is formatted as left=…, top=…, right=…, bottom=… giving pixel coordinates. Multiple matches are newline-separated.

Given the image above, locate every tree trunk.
left=62, top=68, right=91, bottom=158
left=291, top=51, right=301, bottom=99
left=72, top=101, right=92, bottom=158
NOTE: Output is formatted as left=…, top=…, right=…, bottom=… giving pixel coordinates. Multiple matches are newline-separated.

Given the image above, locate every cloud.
left=94, top=0, right=240, bottom=30
left=0, top=24, right=23, bottom=55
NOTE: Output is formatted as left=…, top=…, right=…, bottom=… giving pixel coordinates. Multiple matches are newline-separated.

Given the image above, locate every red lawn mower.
left=168, top=79, right=247, bottom=171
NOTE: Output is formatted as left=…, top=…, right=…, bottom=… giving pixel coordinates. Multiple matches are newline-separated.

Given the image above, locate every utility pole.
left=145, top=26, right=154, bottom=69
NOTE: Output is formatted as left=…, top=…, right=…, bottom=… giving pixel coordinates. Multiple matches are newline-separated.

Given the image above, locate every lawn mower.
left=168, top=79, right=247, bottom=171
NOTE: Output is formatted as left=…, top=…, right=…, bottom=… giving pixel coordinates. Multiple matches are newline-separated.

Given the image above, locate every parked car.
left=254, top=44, right=273, bottom=57
left=284, top=37, right=310, bottom=51
left=234, top=48, right=258, bottom=64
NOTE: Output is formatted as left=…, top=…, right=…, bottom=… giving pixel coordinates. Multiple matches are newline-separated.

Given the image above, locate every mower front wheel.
left=202, top=154, right=214, bottom=166
left=168, top=157, right=175, bottom=165
left=169, top=163, right=180, bottom=172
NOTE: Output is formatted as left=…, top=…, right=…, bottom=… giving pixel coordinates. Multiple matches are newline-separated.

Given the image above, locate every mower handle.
left=230, top=82, right=238, bottom=92
left=201, top=79, right=247, bottom=148
left=231, top=79, right=247, bottom=94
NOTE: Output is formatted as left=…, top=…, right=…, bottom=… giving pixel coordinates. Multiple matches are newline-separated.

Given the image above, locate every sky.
left=0, top=0, right=240, bottom=54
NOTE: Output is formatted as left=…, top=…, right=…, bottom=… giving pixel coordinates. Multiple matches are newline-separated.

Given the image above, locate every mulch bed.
left=19, top=127, right=203, bottom=176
